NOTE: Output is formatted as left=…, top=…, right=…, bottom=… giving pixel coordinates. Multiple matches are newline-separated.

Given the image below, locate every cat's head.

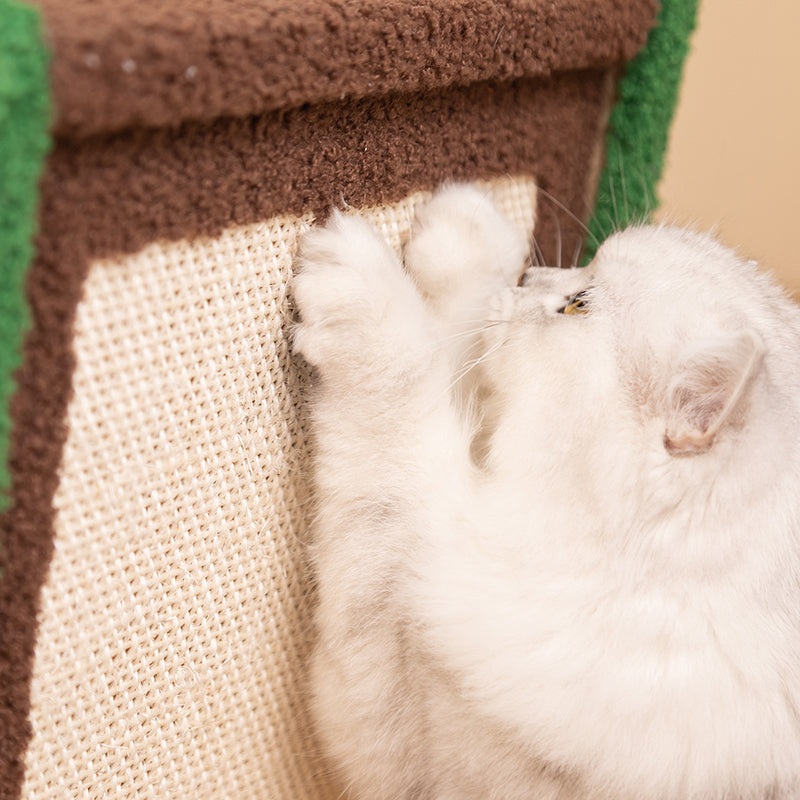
left=482, top=225, right=798, bottom=526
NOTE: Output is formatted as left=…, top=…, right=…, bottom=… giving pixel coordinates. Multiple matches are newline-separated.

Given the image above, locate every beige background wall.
left=657, top=0, right=799, bottom=297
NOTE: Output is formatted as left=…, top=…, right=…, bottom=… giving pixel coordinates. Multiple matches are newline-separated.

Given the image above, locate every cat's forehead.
left=587, top=225, right=768, bottom=348
left=591, top=225, right=748, bottom=305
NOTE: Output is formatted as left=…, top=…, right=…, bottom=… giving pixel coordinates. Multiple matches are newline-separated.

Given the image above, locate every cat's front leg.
left=405, top=185, right=527, bottom=319
left=293, top=211, right=475, bottom=800
left=292, top=211, right=469, bottom=487
left=293, top=210, right=436, bottom=395
left=404, top=185, right=528, bottom=384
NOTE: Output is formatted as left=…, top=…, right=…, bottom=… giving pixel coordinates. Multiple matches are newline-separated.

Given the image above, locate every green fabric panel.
left=585, top=0, right=700, bottom=260
left=0, top=0, right=51, bottom=508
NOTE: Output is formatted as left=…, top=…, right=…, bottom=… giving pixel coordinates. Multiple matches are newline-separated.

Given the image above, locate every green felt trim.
left=0, top=0, right=51, bottom=509
left=585, top=0, right=700, bottom=260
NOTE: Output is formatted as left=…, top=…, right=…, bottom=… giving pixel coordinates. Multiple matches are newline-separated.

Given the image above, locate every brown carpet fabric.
left=1, top=1, right=658, bottom=796
left=34, top=0, right=656, bottom=137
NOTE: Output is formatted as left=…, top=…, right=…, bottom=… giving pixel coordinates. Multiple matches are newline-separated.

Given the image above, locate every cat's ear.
left=663, top=331, right=764, bottom=456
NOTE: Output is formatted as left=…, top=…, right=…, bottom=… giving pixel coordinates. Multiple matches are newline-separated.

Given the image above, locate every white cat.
left=292, top=184, right=800, bottom=800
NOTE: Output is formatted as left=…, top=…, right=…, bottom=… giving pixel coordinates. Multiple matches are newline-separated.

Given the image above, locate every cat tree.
left=0, top=0, right=697, bottom=797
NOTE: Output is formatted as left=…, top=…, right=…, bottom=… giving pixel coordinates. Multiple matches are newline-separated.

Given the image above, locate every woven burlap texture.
left=20, top=176, right=537, bottom=800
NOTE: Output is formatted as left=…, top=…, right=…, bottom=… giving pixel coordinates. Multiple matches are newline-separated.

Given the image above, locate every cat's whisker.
left=335, top=776, right=357, bottom=800
left=531, top=235, right=545, bottom=268
left=608, top=169, right=620, bottom=233
left=535, top=185, right=599, bottom=248
left=436, top=321, right=505, bottom=344
left=637, top=169, right=655, bottom=222
left=571, top=235, right=583, bottom=268
left=617, top=146, right=630, bottom=224
left=552, top=209, right=563, bottom=268
left=439, top=317, right=509, bottom=328
left=443, top=336, right=506, bottom=398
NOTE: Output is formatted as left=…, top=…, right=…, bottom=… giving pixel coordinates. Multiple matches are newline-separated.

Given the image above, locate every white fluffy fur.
left=292, top=185, right=800, bottom=799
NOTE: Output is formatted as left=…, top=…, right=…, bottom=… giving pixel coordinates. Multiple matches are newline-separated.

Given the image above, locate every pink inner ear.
left=671, top=381, right=729, bottom=435
left=663, top=332, right=764, bottom=456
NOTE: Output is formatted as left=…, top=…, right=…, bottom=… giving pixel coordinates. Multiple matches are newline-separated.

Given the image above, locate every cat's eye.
left=559, top=290, right=589, bottom=315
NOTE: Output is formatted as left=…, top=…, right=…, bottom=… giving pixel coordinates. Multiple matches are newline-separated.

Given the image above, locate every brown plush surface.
left=0, top=70, right=613, bottom=797
left=33, top=0, right=656, bottom=137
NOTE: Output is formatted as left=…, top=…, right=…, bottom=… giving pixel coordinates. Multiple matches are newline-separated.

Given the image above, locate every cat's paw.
left=404, top=184, right=528, bottom=311
left=292, top=211, right=431, bottom=373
